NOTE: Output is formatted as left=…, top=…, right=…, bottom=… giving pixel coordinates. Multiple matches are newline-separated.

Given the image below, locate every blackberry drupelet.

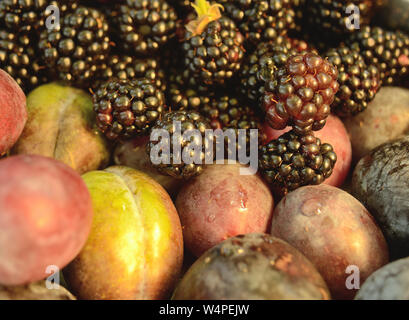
left=93, top=78, right=166, bottom=141
left=0, top=30, right=48, bottom=92
left=182, top=0, right=245, bottom=86
left=263, top=52, right=339, bottom=135
left=239, top=36, right=312, bottom=104
left=38, top=5, right=111, bottom=88
left=347, top=26, right=409, bottom=85
left=259, top=130, right=337, bottom=196
left=222, top=0, right=305, bottom=46
left=306, top=0, right=376, bottom=35
left=325, top=46, right=381, bottom=117
left=114, top=0, right=178, bottom=56
left=146, top=110, right=214, bottom=179
left=95, top=55, right=166, bottom=91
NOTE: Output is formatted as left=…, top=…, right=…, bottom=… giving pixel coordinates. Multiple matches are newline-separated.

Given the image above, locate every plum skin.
left=0, top=69, right=27, bottom=155
left=0, top=155, right=93, bottom=285
left=271, top=184, right=389, bottom=300
left=172, top=233, right=330, bottom=300
left=176, top=162, right=274, bottom=257
left=65, top=166, right=184, bottom=300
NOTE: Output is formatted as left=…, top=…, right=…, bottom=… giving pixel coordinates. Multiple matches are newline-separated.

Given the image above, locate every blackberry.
left=95, top=55, right=166, bottom=91
left=239, top=36, right=312, bottom=103
left=325, top=46, right=381, bottom=117
left=114, top=0, right=178, bottom=56
left=146, top=110, right=214, bottom=179
left=347, top=26, right=409, bottom=85
left=0, top=1, right=75, bottom=92
left=306, top=0, right=376, bottom=35
left=93, top=78, right=166, bottom=141
left=165, top=62, right=213, bottom=110
left=166, top=72, right=213, bottom=112
left=0, top=30, right=48, bottom=92
left=263, top=52, right=339, bottom=135
left=0, top=0, right=45, bottom=32
left=259, top=130, right=337, bottom=196
left=182, top=0, right=245, bottom=86
left=222, top=0, right=305, bottom=46
left=0, top=0, right=78, bottom=31
left=201, top=94, right=264, bottom=159
left=38, top=5, right=111, bottom=88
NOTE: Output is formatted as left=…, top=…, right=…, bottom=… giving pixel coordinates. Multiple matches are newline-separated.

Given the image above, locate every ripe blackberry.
left=239, top=36, right=312, bottom=103
left=325, top=46, right=381, bottom=117
left=38, top=5, right=111, bottom=88
left=306, top=0, right=376, bottom=35
left=114, top=0, right=178, bottom=56
left=95, top=55, right=166, bottom=91
left=166, top=71, right=213, bottom=112
left=259, top=130, right=337, bottom=196
left=0, top=30, right=48, bottom=92
left=222, top=0, right=305, bottom=46
left=347, top=26, right=409, bottom=85
left=93, top=78, right=166, bottom=141
left=146, top=110, right=214, bottom=179
left=182, top=0, right=245, bottom=86
left=201, top=94, right=264, bottom=159
left=0, top=0, right=45, bottom=32
left=263, top=52, right=339, bottom=135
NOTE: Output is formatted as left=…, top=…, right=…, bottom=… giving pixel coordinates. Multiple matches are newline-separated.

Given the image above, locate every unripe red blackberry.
left=263, top=52, right=339, bottom=135
left=259, top=130, right=337, bottom=196
left=93, top=78, right=166, bottom=141
left=240, top=36, right=313, bottom=103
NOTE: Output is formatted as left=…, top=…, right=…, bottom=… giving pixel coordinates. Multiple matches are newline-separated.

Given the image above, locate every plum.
left=352, top=136, right=409, bottom=259
left=0, top=69, right=27, bottom=156
left=113, top=136, right=182, bottom=196
left=355, top=257, right=409, bottom=300
left=172, top=233, right=330, bottom=300
left=65, top=166, right=184, bottom=300
left=0, top=155, right=93, bottom=285
left=0, top=281, right=76, bottom=300
left=176, top=162, right=274, bottom=257
left=344, top=87, right=409, bottom=162
left=271, top=184, right=389, bottom=299
left=12, top=83, right=111, bottom=175
left=262, top=114, right=352, bottom=188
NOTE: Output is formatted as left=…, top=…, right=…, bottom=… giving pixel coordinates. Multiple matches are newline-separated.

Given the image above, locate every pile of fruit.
left=2, top=0, right=409, bottom=300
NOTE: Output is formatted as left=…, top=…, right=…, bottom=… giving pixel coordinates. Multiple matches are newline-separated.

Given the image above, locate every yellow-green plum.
left=64, top=166, right=184, bottom=300
left=12, top=83, right=110, bottom=174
